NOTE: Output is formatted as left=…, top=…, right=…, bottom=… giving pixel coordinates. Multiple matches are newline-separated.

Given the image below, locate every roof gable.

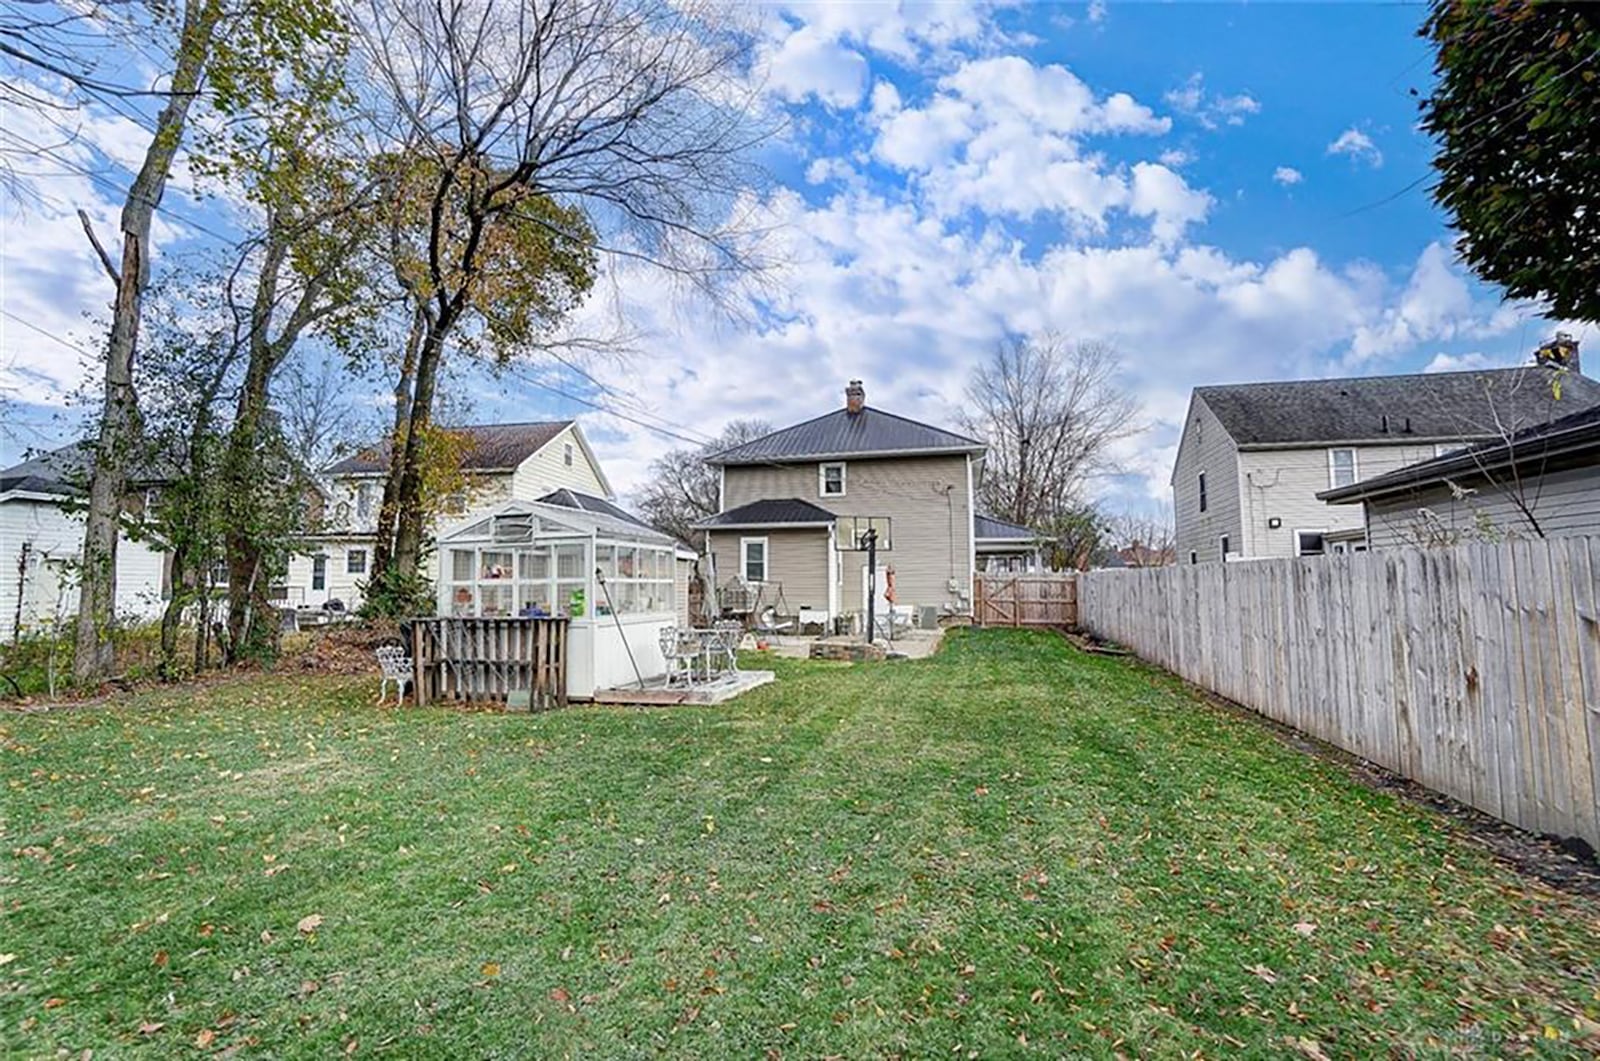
left=326, top=421, right=574, bottom=476
left=707, top=406, right=984, bottom=466
left=1194, top=367, right=1600, bottom=448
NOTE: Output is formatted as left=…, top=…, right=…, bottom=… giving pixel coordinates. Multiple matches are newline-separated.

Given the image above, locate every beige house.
left=1172, top=361, right=1600, bottom=563
left=698, top=381, right=986, bottom=629
left=289, top=421, right=614, bottom=610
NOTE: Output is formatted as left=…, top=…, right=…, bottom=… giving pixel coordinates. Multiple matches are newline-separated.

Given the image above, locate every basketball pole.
left=863, top=527, right=877, bottom=644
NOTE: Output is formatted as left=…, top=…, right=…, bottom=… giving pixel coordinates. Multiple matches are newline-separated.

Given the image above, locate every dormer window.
left=819, top=462, right=846, bottom=497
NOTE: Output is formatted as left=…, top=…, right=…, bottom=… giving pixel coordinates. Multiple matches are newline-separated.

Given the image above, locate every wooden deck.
left=590, top=670, right=775, bottom=706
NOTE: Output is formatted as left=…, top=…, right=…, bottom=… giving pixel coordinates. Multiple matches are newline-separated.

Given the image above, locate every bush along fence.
left=1078, top=537, right=1600, bottom=850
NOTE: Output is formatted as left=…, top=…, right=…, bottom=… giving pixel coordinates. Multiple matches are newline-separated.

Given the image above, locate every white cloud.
left=1129, top=162, right=1213, bottom=244
left=1164, top=73, right=1260, bottom=129
left=1423, top=352, right=1499, bottom=373
left=1159, top=148, right=1193, bottom=168
left=1327, top=127, right=1383, bottom=168
left=761, top=25, right=870, bottom=108
left=1088, top=0, right=1109, bottom=24
left=1273, top=166, right=1303, bottom=186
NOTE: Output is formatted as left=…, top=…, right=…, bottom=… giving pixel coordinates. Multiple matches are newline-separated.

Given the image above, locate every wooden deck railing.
left=409, top=617, right=569, bottom=709
left=974, top=573, right=1079, bottom=628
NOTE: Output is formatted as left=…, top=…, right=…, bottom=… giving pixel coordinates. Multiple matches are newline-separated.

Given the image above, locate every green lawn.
left=3, top=629, right=1598, bottom=1058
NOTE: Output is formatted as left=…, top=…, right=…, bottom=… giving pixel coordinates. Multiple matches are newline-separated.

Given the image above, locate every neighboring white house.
left=1171, top=358, right=1600, bottom=564
left=0, top=444, right=168, bottom=642
left=287, top=421, right=615, bottom=610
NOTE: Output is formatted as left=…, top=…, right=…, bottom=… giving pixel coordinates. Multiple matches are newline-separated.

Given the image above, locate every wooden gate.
left=409, top=617, right=569, bottom=709
left=974, top=574, right=1078, bottom=628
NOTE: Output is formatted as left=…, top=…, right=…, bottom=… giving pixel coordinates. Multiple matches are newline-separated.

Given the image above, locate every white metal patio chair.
left=376, top=645, right=414, bottom=705
left=711, top=620, right=744, bottom=676
left=659, top=626, right=699, bottom=687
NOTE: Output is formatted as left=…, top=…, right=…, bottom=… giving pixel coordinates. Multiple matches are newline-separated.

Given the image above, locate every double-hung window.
left=819, top=462, right=846, bottom=497
left=1197, top=472, right=1208, bottom=513
left=1328, top=448, right=1357, bottom=489
left=741, top=537, right=768, bottom=583
left=347, top=548, right=368, bottom=575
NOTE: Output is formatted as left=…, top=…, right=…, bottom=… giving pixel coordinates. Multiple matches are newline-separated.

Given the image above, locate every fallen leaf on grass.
left=152, top=950, right=169, bottom=967
left=138, top=1021, right=164, bottom=1034
left=43, top=997, right=66, bottom=1009
left=481, top=962, right=500, bottom=977
left=264, top=864, right=289, bottom=877
left=195, top=1029, right=215, bottom=1048
left=549, top=987, right=570, bottom=1003
left=1292, top=921, right=1318, bottom=937
left=1287, top=1037, right=1330, bottom=1060
left=0, top=954, right=15, bottom=966
left=1246, top=964, right=1278, bottom=984
left=296, top=914, right=323, bottom=935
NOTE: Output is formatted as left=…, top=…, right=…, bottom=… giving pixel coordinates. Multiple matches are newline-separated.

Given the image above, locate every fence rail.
left=1077, top=539, right=1600, bottom=848
left=974, top=573, right=1078, bottom=627
left=409, top=617, right=568, bottom=709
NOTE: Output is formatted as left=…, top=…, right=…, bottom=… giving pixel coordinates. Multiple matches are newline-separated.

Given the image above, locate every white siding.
left=1237, top=442, right=1440, bottom=557
left=1363, top=464, right=1600, bottom=548
left=511, top=424, right=608, bottom=499
left=721, top=453, right=974, bottom=614
left=0, top=497, right=167, bottom=640
left=1172, top=396, right=1242, bottom=564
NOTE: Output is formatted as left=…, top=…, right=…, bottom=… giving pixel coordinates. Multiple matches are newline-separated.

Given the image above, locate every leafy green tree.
left=1420, top=1, right=1600, bottom=322
left=67, top=0, right=347, bottom=685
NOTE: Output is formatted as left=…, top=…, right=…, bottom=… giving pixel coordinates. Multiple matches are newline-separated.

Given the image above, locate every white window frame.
left=1294, top=530, right=1326, bottom=558
left=311, top=555, right=327, bottom=591
left=741, top=536, right=769, bottom=584
left=819, top=461, right=846, bottom=498
left=1327, top=447, right=1358, bottom=490
left=1197, top=471, right=1207, bottom=513
left=1219, top=534, right=1231, bottom=560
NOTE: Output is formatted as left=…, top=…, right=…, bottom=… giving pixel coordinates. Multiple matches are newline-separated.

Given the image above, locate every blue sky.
left=1, top=1, right=1584, bottom=512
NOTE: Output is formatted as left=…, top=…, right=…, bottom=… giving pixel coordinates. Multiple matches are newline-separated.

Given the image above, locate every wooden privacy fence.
left=974, top=573, right=1078, bottom=627
left=409, top=617, right=568, bottom=709
left=1077, top=538, right=1600, bottom=848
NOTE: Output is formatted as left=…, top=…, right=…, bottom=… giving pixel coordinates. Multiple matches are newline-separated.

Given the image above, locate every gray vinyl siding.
left=705, top=528, right=831, bottom=612
left=1172, top=396, right=1242, bottom=564
left=721, top=453, right=973, bottom=613
left=1363, top=465, right=1600, bottom=548
left=1236, top=442, right=1439, bottom=557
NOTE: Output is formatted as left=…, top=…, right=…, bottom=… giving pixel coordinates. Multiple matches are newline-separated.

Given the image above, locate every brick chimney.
left=845, top=379, right=865, bottom=415
left=1535, top=332, right=1581, bottom=375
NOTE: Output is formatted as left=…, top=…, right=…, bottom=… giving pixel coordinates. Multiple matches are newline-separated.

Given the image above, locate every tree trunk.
left=222, top=331, right=282, bottom=663
left=372, top=306, right=424, bottom=578
left=72, top=1, right=217, bottom=685
left=391, top=320, right=451, bottom=579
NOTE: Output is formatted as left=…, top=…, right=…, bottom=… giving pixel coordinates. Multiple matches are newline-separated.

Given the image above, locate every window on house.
left=444, top=491, right=467, bottom=515
left=1328, top=448, right=1357, bottom=489
left=1295, top=532, right=1325, bottom=557
left=1189, top=551, right=1198, bottom=566
left=741, top=537, right=768, bottom=583
left=563, top=442, right=574, bottom=467
left=1220, top=535, right=1231, bottom=559
left=312, top=555, right=326, bottom=591
left=347, top=548, right=368, bottom=575
left=356, top=482, right=375, bottom=520
left=819, top=462, right=846, bottom=497
left=210, top=560, right=229, bottom=587
left=1197, top=472, right=1208, bottom=512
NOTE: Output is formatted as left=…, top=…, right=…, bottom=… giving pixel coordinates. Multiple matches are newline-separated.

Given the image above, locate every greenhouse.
left=434, top=500, right=687, bottom=698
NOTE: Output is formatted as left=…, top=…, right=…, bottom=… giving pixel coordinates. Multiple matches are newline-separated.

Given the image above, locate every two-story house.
left=697, top=381, right=987, bottom=628
left=292, top=420, right=613, bottom=609
left=1172, top=361, right=1600, bottom=563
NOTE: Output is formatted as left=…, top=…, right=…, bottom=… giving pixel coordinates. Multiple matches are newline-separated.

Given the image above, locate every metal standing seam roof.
left=1194, top=367, right=1600, bottom=448
left=705, top=406, right=985, bottom=466
left=325, top=421, right=574, bottom=475
left=695, top=498, right=837, bottom=529
left=974, top=513, right=1036, bottom=541
left=1318, top=400, right=1600, bottom=503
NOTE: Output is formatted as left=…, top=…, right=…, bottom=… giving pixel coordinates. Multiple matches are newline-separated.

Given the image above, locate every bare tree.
left=1104, top=506, right=1175, bottom=567
left=961, top=334, right=1142, bottom=529
left=349, top=0, right=775, bottom=600
left=636, top=418, right=772, bottom=547
left=276, top=354, right=366, bottom=471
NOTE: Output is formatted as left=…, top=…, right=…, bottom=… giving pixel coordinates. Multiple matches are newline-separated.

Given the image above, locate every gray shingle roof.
left=1197, top=367, right=1600, bottom=447
left=706, top=407, right=984, bottom=466
left=696, top=498, right=836, bottom=528
left=1319, top=399, right=1600, bottom=503
left=974, top=513, right=1035, bottom=541
left=537, top=488, right=651, bottom=529
left=325, top=421, right=572, bottom=475
left=0, top=442, right=171, bottom=495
